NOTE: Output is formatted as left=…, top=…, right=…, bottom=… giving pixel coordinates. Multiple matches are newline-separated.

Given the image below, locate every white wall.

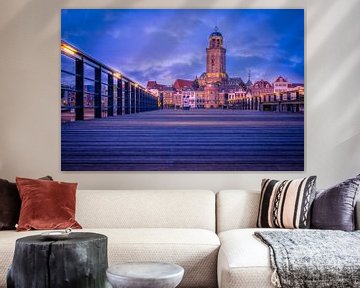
left=0, top=0, right=359, bottom=191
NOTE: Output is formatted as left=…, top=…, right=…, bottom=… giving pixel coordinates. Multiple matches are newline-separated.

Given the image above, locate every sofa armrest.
left=356, top=200, right=360, bottom=230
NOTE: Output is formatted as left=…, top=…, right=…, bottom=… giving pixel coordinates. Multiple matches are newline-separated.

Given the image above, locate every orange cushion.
left=16, top=177, right=82, bottom=231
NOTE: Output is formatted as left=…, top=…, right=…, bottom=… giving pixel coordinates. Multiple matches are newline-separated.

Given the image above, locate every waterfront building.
left=172, top=90, right=182, bottom=109
left=203, top=84, right=220, bottom=108
left=227, top=89, right=247, bottom=104
left=181, top=88, right=197, bottom=109
left=273, top=76, right=290, bottom=93
left=251, top=80, right=274, bottom=98
left=161, top=87, right=176, bottom=109
left=260, top=86, right=304, bottom=112
left=289, top=83, right=305, bottom=90
left=147, top=81, right=167, bottom=91
left=196, top=88, right=206, bottom=109
left=174, top=79, right=194, bottom=90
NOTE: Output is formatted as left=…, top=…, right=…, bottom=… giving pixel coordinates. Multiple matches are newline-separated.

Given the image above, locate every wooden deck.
left=61, top=109, right=304, bottom=171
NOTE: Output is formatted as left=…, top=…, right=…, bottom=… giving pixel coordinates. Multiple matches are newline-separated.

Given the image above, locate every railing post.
left=75, top=58, right=84, bottom=120
left=147, top=92, right=150, bottom=111
left=94, top=67, right=101, bottom=118
left=125, top=81, right=130, bottom=114
left=140, top=90, right=144, bottom=112
left=136, top=87, right=139, bottom=112
left=117, top=78, right=123, bottom=115
left=107, top=74, right=114, bottom=117
left=131, top=84, right=135, bottom=114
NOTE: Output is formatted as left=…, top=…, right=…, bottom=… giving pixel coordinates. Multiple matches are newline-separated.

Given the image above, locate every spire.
left=246, top=70, right=253, bottom=86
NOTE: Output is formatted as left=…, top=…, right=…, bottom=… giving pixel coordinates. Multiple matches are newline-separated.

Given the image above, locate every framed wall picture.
left=61, top=9, right=304, bottom=171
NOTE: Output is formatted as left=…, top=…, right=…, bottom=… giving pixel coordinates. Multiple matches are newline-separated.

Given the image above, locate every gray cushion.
left=311, top=174, right=360, bottom=231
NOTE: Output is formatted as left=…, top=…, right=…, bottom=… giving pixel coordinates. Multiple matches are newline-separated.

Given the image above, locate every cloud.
left=106, top=29, right=121, bottom=39
left=143, top=25, right=188, bottom=39
left=227, top=44, right=281, bottom=61
left=125, top=52, right=201, bottom=72
left=62, top=9, right=304, bottom=85
left=122, top=52, right=203, bottom=85
left=289, top=55, right=303, bottom=67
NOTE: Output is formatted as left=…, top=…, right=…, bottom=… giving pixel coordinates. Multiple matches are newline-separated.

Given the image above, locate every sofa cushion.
left=218, top=228, right=278, bottom=288
left=0, top=176, right=53, bottom=230
left=16, top=177, right=81, bottom=231
left=0, top=179, right=20, bottom=231
left=257, top=177, right=317, bottom=229
left=0, top=228, right=220, bottom=288
left=311, top=174, right=360, bottom=231
left=76, top=190, right=216, bottom=231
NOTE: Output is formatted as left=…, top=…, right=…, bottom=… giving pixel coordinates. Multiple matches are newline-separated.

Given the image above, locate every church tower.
left=205, top=26, right=228, bottom=84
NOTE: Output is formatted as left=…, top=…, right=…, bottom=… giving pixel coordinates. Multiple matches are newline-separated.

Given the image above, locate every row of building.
left=148, top=76, right=304, bottom=112
left=147, top=26, right=304, bottom=113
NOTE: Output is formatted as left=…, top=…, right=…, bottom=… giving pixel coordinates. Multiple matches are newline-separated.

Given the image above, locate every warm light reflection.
left=113, top=72, right=122, bottom=79
left=61, top=44, right=77, bottom=55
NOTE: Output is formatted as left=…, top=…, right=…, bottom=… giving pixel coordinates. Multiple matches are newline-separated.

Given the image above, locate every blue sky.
left=61, top=9, right=304, bottom=86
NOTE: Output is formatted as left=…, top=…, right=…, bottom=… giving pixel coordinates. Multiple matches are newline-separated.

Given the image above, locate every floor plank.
left=61, top=109, right=304, bottom=171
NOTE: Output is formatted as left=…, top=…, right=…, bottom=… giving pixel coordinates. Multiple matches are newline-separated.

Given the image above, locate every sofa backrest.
left=217, top=190, right=360, bottom=232
left=76, top=190, right=216, bottom=231
left=216, top=190, right=260, bottom=233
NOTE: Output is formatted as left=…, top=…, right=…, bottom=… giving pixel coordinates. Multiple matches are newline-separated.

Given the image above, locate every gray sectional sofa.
left=0, top=189, right=359, bottom=288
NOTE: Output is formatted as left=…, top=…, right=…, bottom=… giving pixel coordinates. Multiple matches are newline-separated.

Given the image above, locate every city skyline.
left=61, top=9, right=304, bottom=86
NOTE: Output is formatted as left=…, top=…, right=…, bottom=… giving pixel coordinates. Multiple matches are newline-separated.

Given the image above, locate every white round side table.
left=106, top=262, right=184, bottom=288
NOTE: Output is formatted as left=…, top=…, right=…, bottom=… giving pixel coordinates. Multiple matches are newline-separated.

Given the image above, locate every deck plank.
left=61, top=110, right=304, bottom=171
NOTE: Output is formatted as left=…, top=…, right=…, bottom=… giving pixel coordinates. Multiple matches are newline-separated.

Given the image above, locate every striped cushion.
left=257, top=176, right=317, bottom=229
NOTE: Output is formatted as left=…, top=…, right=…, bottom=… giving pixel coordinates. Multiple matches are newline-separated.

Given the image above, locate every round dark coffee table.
left=106, top=262, right=184, bottom=288
left=7, top=232, right=108, bottom=288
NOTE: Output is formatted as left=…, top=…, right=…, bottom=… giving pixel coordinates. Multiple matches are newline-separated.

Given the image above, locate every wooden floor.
left=61, top=109, right=304, bottom=171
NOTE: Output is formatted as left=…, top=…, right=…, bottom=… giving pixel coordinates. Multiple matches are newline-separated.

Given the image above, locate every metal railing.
left=61, top=40, right=158, bottom=122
